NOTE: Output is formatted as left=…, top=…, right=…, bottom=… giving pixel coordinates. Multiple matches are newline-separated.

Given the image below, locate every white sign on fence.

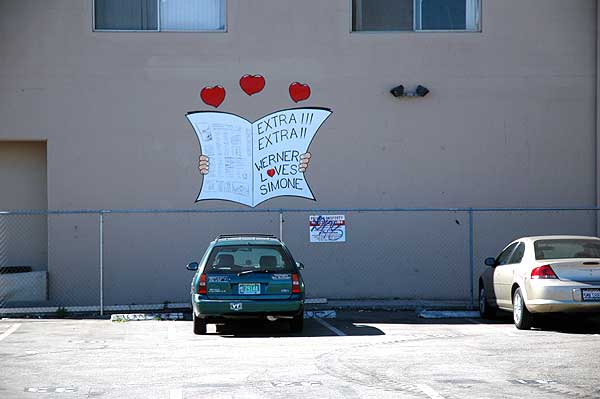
left=309, top=215, right=346, bottom=243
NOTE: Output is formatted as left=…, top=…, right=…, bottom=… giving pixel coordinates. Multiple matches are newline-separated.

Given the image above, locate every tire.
left=479, top=286, right=497, bottom=319
left=216, top=322, right=227, bottom=334
left=290, top=314, right=304, bottom=333
left=193, top=312, right=207, bottom=335
left=513, top=287, right=534, bottom=330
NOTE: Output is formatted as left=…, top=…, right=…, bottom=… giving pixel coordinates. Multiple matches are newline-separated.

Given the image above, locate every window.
left=508, top=243, right=525, bottom=264
left=496, top=243, right=518, bottom=266
left=205, top=245, right=294, bottom=274
left=534, top=239, right=600, bottom=260
left=352, top=0, right=480, bottom=32
left=94, top=0, right=226, bottom=31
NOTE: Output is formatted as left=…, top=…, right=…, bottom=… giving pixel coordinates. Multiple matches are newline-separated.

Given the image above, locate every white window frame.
left=92, top=0, right=227, bottom=33
left=351, top=0, right=482, bottom=33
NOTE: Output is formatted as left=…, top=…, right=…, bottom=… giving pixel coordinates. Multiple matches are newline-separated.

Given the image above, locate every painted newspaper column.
left=187, top=76, right=332, bottom=207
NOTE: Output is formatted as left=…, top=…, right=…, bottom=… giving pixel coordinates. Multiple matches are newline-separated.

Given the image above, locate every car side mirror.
left=296, top=261, right=305, bottom=270
left=186, top=262, right=199, bottom=271
left=484, top=257, right=497, bottom=267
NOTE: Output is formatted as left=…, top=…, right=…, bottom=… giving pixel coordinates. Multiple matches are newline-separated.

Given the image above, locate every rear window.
left=534, top=239, right=600, bottom=260
left=204, top=245, right=294, bottom=274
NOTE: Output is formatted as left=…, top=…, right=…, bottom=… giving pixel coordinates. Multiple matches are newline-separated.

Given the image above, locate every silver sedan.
left=479, top=235, right=600, bottom=329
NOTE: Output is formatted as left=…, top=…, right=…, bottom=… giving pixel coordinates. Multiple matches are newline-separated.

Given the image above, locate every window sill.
left=92, top=29, right=227, bottom=33
left=350, top=30, right=481, bottom=34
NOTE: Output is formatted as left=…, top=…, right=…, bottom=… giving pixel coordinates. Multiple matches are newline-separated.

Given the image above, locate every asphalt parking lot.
left=1, top=311, right=600, bottom=399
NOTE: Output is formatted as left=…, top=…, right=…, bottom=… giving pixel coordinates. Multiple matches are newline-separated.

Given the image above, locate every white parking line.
left=416, top=384, right=446, bottom=399
left=314, top=318, right=346, bottom=336
left=0, top=323, right=21, bottom=342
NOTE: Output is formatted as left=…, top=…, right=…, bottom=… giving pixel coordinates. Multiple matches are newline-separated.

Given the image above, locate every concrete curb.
left=111, top=313, right=184, bottom=322
left=1, top=299, right=475, bottom=317
left=418, top=310, right=481, bottom=319
left=110, top=310, right=337, bottom=322
left=304, top=310, right=336, bottom=319
left=311, top=299, right=475, bottom=312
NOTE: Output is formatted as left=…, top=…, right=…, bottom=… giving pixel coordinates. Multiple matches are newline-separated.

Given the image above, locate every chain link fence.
left=0, top=208, right=597, bottom=314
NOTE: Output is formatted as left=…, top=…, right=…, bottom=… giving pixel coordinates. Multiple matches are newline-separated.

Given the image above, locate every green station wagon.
left=186, top=234, right=305, bottom=334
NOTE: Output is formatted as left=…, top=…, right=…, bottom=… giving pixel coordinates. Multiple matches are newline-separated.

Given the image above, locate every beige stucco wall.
left=0, top=142, right=47, bottom=211
left=1, top=0, right=596, bottom=210
left=0, top=0, right=598, bottom=304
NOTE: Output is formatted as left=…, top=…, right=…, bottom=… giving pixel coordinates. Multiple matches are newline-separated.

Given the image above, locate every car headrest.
left=259, top=256, right=277, bottom=268
left=216, top=254, right=234, bottom=267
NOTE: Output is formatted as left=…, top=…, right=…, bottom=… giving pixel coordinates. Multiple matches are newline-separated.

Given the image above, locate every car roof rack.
left=215, top=234, right=278, bottom=241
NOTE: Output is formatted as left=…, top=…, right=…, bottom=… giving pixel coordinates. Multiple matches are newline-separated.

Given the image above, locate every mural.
left=187, top=75, right=332, bottom=207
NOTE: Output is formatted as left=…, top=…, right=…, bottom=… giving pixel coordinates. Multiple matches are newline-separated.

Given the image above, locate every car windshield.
left=204, top=245, right=294, bottom=274
left=534, top=239, right=600, bottom=260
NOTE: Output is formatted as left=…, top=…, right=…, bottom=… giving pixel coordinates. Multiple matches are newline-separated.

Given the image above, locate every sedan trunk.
left=545, top=259, right=600, bottom=283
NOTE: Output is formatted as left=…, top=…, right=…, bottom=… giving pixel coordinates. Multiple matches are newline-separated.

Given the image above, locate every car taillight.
left=531, top=265, right=557, bottom=279
left=292, top=273, right=301, bottom=294
left=198, top=274, right=207, bottom=294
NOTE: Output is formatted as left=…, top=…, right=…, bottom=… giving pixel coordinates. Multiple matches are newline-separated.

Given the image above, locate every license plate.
left=238, top=283, right=261, bottom=295
left=582, top=289, right=600, bottom=301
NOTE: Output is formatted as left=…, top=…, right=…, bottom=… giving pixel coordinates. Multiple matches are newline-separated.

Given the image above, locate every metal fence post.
left=468, top=208, right=475, bottom=310
left=0, top=213, right=7, bottom=268
left=99, top=211, right=104, bottom=316
left=279, top=211, right=284, bottom=241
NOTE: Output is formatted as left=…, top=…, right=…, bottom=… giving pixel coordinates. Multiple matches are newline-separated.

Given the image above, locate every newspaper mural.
left=187, top=75, right=332, bottom=207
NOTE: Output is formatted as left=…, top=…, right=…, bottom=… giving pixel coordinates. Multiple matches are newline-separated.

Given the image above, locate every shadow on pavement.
left=473, top=311, right=600, bottom=334
left=336, top=310, right=600, bottom=334
left=334, top=310, right=489, bottom=325
left=209, top=317, right=385, bottom=338
left=530, top=314, right=600, bottom=334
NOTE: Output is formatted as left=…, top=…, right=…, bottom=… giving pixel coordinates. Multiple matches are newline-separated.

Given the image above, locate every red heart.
left=289, top=82, right=311, bottom=103
left=267, top=168, right=276, bottom=177
left=239, top=74, right=265, bottom=96
left=200, top=86, right=226, bottom=108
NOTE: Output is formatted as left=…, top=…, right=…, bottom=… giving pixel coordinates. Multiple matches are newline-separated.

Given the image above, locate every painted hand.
left=299, top=152, right=311, bottom=172
left=200, top=153, right=310, bottom=174
left=198, top=155, right=209, bottom=175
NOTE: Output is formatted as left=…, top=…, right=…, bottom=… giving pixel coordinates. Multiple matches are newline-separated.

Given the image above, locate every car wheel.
left=513, top=287, right=534, bottom=330
left=216, top=322, right=228, bottom=334
left=479, top=286, right=496, bottom=319
left=193, top=312, right=207, bottom=335
left=290, top=314, right=304, bottom=333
